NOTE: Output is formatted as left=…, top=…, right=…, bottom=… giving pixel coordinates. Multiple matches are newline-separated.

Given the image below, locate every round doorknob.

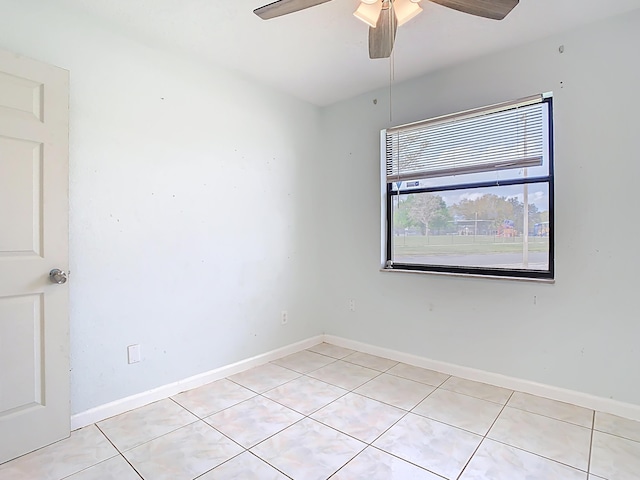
left=49, top=269, right=68, bottom=284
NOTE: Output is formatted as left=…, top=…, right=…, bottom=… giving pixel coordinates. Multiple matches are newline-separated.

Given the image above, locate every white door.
left=0, top=48, right=69, bottom=464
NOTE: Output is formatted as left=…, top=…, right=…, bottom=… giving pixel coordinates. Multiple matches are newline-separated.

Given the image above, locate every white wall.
left=320, top=11, right=640, bottom=406
left=2, top=0, right=639, bottom=416
left=0, top=0, right=323, bottom=414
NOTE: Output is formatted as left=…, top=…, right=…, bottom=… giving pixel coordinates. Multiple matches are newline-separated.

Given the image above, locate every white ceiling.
left=58, top=0, right=640, bottom=106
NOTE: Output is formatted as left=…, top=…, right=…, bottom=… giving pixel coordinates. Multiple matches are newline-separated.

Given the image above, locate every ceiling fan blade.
left=428, top=0, right=518, bottom=20
left=369, top=3, right=398, bottom=59
left=254, top=0, right=333, bottom=19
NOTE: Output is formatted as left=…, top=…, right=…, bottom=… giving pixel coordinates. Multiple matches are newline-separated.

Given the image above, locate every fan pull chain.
left=388, top=1, right=395, bottom=123
left=389, top=52, right=394, bottom=123
left=390, top=0, right=398, bottom=246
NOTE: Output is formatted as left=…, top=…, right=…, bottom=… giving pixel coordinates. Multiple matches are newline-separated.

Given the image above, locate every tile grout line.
left=226, top=349, right=529, bottom=479
left=355, top=382, right=437, bottom=413
left=591, top=427, right=640, bottom=444
left=498, top=403, right=595, bottom=429
left=323, top=364, right=450, bottom=479
left=323, top=444, right=369, bottom=479
left=484, top=391, right=594, bottom=475
left=321, top=362, right=414, bottom=480
left=101, top=395, right=248, bottom=475
left=170, top=377, right=306, bottom=479
left=354, top=446, right=450, bottom=479
left=92, top=424, right=144, bottom=480
left=586, top=409, right=596, bottom=476
left=271, top=352, right=341, bottom=374
left=311, top=346, right=454, bottom=388
left=307, top=345, right=355, bottom=360
left=188, top=391, right=317, bottom=460
left=246, top=450, right=294, bottom=480
left=39, top=344, right=638, bottom=479
left=226, top=362, right=306, bottom=394
left=455, top=390, right=515, bottom=479
left=165, top=396, right=252, bottom=455
left=489, top=403, right=595, bottom=472
left=257, top=351, right=435, bottom=479
left=247, top=414, right=354, bottom=478
left=484, top=437, right=591, bottom=474
left=260, top=381, right=351, bottom=417
left=171, top=351, right=388, bottom=478
left=161, top=348, right=603, bottom=478
left=303, top=362, right=386, bottom=392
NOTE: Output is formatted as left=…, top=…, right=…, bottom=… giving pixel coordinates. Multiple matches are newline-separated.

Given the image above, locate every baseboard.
left=324, top=335, right=640, bottom=422
left=70, top=335, right=323, bottom=430
left=72, top=333, right=640, bottom=430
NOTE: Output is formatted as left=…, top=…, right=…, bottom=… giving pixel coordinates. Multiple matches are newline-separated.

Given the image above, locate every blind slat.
left=385, top=98, right=547, bottom=182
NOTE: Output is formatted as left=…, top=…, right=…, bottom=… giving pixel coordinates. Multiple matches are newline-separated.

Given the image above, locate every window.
left=382, top=94, right=554, bottom=280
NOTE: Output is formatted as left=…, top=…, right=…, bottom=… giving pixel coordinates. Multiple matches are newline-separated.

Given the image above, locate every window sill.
left=379, top=267, right=555, bottom=284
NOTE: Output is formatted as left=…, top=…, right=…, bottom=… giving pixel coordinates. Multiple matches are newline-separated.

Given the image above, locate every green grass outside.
left=393, top=235, right=549, bottom=255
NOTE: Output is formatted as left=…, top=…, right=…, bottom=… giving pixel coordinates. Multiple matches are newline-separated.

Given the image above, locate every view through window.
left=383, top=95, right=554, bottom=279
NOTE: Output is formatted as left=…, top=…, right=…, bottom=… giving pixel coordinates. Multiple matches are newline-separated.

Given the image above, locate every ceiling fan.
left=254, top=0, right=519, bottom=59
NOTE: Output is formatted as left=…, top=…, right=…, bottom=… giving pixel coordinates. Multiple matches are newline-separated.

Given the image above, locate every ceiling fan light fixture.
left=393, top=0, right=423, bottom=26
left=354, top=1, right=382, bottom=28
left=255, top=0, right=520, bottom=60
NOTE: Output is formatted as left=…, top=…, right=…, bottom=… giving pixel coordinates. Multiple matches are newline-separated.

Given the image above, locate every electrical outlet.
left=127, top=344, right=141, bottom=364
left=349, top=299, right=356, bottom=312
left=281, top=311, right=288, bottom=325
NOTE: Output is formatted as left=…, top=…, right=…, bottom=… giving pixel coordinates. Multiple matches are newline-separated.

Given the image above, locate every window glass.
left=383, top=95, right=554, bottom=279
left=391, top=183, right=550, bottom=271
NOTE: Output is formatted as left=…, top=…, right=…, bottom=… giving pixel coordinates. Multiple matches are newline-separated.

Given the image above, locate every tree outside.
left=395, top=192, right=543, bottom=236
left=392, top=190, right=550, bottom=269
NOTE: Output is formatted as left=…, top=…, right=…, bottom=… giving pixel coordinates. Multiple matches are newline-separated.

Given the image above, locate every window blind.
left=385, top=95, right=546, bottom=183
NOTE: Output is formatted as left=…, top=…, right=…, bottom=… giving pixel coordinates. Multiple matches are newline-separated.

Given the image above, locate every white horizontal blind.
left=386, top=96, right=546, bottom=183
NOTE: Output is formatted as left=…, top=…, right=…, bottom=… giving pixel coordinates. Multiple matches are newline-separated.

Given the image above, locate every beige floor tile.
left=413, top=388, right=504, bottom=435
left=263, top=375, right=348, bottom=415
left=0, top=425, right=117, bottom=480
left=594, top=412, right=640, bottom=442
left=440, top=377, right=513, bottom=404
left=333, top=446, right=442, bottom=479
left=307, top=360, right=380, bottom=390
left=460, top=439, right=587, bottom=480
left=373, top=413, right=482, bottom=479
left=227, top=363, right=301, bottom=393
left=311, top=392, right=406, bottom=443
left=199, top=451, right=288, bottom=480
left=590, top=430, right=640, bottom=480
left=171, top=378, right=256, bottom=417
left=355, top=373, right=435, bottom=410
left=307, top=343, right=355, bottom=359
left=251, top=418, right=365, bottom=480
left=342, top=351, right=398, bottom=371
left=204, top=396, right=303, bottom=448
left=97, top=398, right=198, bottom=451
left=508, top=392, right=593, bottom=427
left=9, top=346, right=640, bottom=480
left=271, top=349, right=336, bottom=373
left=386, top=363, right=450, bottom=387
left=123, top=421, right=243, bottom=480
left=488, top=407, right=591, bottom=471
left=64, top=455, right=141, bottom=480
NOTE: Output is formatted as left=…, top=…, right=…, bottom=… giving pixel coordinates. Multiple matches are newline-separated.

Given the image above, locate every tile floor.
left=2, top=342, right=640, bottom=479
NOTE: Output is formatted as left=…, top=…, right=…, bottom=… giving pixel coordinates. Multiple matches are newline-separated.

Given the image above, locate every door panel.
left=0, top=70, right=43, bottom=122
left=0, top=137, right=42, bottom=256
left=0, top=294, right=44, bottom=413
left=0, top=49, right=69, bottom=464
